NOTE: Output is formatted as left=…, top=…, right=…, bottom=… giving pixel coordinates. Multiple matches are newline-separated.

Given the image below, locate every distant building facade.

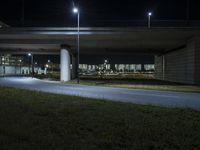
left=79, top=63, right=154, bottom=75
left=0, top=55, right=46, bottom=76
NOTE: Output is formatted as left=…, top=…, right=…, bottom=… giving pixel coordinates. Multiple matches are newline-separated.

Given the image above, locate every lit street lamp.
left=104, top=59, right=108, bottom=69
left=28, top=53, right=34, bottom=78
left=19, top=59, right=22, bottom=75
left=148, top=12, right=152, bottom=28
left=73, top=7, right=80, bottom=84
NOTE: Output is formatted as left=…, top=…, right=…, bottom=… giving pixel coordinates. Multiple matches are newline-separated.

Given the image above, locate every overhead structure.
left=0, top=21, right=10, bottom=28
left=0, top=27, right=200, bottom=84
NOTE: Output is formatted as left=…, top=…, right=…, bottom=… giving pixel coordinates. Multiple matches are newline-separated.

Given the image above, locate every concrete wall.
left=0, top=66, right=3, bottom=76
left=155, top=37, right=200, bottom=85
left=0, top=66, right=46, bottom=76
left=0, top=66, right=21, bottom=75
left=155, top=56, right=164, bottom=80
left=5, top=66, right=21, bottom=75
left=194, top=37, right=200, bottom=84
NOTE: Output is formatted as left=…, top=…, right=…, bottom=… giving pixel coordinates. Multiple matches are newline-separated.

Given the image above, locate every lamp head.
left=73, top=7, right=78, bottom=13
left=148, top=12, right=152, bottom=16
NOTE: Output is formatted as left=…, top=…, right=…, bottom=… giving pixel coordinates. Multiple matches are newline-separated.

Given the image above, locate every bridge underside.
left=0, top=27, right=200, bottom=84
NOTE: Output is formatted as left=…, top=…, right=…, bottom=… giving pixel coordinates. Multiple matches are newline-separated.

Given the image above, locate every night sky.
left=1, top=0, right=200, bottom=64
left=0, top=0, right=200, bottom=27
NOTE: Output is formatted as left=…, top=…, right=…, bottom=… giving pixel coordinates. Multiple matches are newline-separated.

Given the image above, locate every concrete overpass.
left=0, top=21, right=10, bottom=29
left=0, top=27, right=200, bottom=84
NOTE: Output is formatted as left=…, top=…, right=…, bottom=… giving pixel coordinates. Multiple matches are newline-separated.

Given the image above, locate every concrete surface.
left=0, top=77, right=200, bottom=109
left=1, top=27, right=200, bottom=55
left=155, top=37, right=200, bottom=85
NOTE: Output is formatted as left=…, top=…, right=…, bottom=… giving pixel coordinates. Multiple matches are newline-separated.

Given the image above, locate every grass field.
left=68, top=79, right=200, bottom=93
left=34, top=73, right=200, bottom=93
left=0, top=86, right=200, bottom=150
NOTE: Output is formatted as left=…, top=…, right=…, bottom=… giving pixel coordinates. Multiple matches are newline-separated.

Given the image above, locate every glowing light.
left=73, top=8, right=78, bottom=13
left=28, top=53, right=31, bottom=56
left=148, top=12, right=152, bottom=16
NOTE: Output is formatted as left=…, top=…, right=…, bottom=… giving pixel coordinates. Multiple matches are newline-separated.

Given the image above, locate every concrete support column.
left=60, top=48, right=71, bottom=82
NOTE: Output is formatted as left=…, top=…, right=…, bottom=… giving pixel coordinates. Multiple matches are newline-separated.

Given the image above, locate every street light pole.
left=28, top=53, right=34, bottom=78
left=73, top=7, right=80, bottom=84
left=77, top=12, right=80, bottom=84
left=148, top=12, right=152, bottom=28
left=22, top=0, right=25, bottom=27
left=186, top=0, right=190, bottom=26
left=31, top=54, right=34, bottom=78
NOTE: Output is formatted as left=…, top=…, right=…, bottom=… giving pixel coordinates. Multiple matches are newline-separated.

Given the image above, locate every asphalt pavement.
left=0, top=77, right=200, bottom=109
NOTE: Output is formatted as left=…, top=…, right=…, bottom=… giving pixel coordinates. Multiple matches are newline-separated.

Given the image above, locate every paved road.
left=0, top=77, right=200, bottom=109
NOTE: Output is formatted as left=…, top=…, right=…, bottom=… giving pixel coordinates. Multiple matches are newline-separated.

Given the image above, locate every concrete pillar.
left=60, top=48, right=71, bottom=82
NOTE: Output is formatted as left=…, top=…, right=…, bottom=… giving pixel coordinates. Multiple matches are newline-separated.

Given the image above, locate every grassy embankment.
left=68, top=77, right=200, bottom=93
left=0, top=86, right=200, bottom=149
left=35, top=72, right=200, bottom=93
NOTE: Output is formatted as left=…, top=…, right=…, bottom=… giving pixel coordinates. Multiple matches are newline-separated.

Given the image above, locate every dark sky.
left=0, top=0, right=200, bottom=27
left=1, top=0, right=200, bottom=64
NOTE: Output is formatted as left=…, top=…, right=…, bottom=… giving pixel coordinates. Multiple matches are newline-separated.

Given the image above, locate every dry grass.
left=0, top=87, right=200, bottom=150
